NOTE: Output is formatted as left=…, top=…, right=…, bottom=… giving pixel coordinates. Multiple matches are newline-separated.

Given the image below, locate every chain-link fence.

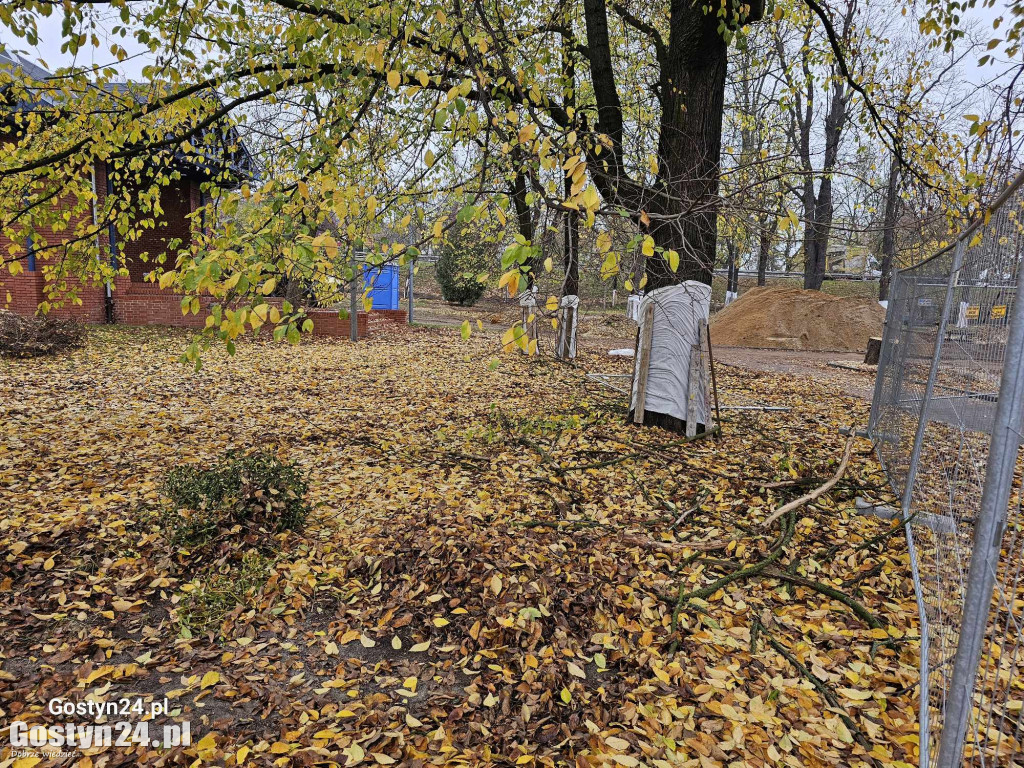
left=869, top=170, right=1024, bottom=768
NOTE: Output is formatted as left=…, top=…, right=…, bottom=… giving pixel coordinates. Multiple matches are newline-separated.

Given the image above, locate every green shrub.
left=435, top=239, right=492, bottom=306
left=163, top=450, right=310, bottom=548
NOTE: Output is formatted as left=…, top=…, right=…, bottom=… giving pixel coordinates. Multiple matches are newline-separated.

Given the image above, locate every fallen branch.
left=670, top=490, right=709, bottom=529
left=617, top=533, right=732, bottom=553
left=698, top=558, right=884, bottom=630
left=668, top=511, right=796, bottom=653
left=757, top=476, right=829, bottom=490
left=760, top=435, right=855, bottom=528
left=756, top=616, right=881, bottom=764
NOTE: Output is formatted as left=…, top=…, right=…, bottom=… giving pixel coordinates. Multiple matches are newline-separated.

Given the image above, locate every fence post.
left=408, top=258, right=415, bottom=325
left=897, top=238, right=964, bottom=765
left=350, top=256, right=360, bottom=342
left=935, top=261, right=1024, bottom=768
left=901, top=240, right=964, bottom=511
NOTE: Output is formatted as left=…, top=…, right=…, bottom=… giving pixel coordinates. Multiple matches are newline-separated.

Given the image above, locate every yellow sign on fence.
left=992, top=305, right=1008, bottom=320
left=966, top=305, right=980, bottom=320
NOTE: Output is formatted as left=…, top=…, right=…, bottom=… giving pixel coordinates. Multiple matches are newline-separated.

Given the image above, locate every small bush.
left=436, top=240, right=492, bottom=306
left=0, top=310, right=86, bottom=357
left=163, top=450, right=310, bottom=548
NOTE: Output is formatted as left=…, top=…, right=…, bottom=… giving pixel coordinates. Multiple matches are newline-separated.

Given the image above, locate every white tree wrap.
left=557, top=295, right=580, bottom=360
left=630, top=282, right=711, bottom=425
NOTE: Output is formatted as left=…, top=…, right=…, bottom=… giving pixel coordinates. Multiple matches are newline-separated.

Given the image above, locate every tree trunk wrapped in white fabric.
left=556, top=295, right=579, bottom=360
left=629, top=282, right=711, bottom=430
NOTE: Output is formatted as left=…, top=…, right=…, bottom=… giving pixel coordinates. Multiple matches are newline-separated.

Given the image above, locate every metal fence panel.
left=869, top=173, right=1024, bottom=768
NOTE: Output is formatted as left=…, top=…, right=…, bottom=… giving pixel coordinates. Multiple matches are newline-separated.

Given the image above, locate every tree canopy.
left=0, top=0, right=1019, bottom=357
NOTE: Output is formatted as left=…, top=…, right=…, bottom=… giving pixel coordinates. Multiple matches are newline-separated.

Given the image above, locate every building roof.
left=0, top=50, right=52, bottom=83
left=0, top=48, right=256, bottom=181
left=0, top=49, right=60, bottom=108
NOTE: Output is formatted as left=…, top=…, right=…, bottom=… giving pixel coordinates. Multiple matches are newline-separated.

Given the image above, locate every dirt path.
left=577, top=338, right=877, bottom=401
left=713, top=346, right=877, bottom=400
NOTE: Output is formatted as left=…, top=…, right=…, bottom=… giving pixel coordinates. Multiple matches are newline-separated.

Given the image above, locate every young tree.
left=721, top=24, right=793, bottom=288
left=775, top=0, right=860, bottom=291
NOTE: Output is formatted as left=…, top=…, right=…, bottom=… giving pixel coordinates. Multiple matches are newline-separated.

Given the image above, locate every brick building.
left=1, top=52, right=390, bottom=338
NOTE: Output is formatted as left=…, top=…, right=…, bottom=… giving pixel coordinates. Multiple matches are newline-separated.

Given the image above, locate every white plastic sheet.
left=557, top=295, right=580, bottom=360
left=956, top=300, right=969, bottom=329
left=626, top=294, right=641, bottom=322
left=629, top=282, right=711, bottom=425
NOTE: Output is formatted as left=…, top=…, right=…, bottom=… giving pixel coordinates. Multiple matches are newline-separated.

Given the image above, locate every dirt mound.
left=711, top=287, right=883, bottom=352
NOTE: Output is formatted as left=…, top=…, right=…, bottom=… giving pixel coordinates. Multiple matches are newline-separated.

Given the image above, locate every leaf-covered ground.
left=0, top=326, right=921, bottom=768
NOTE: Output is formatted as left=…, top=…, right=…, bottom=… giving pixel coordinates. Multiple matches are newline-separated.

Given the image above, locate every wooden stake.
left=698, top=319, right=711, bottom=429
left=706, top=322, right=721, bottom=433
left=634, top=302, right=655, bottom=425
left=686, top=340, right=700, bottom=437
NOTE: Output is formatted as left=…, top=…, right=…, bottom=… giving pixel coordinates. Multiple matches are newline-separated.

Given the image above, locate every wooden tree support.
left=556, top=298, right=578, bottom=360
left=706, top=322, right=722, bottom=433
left=520, top=302, right=539, bottom=355
left=633, top=302, right=655, bottom=424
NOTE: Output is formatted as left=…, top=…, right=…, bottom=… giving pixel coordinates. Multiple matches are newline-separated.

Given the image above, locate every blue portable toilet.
left=363, top=263, right=400, bottom=310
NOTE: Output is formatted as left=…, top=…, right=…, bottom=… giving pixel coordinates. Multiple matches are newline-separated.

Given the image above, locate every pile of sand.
left=710, top=287, right=884, bottom=352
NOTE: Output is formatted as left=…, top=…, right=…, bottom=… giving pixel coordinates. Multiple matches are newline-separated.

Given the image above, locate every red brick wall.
left=1, top=155, right=407, bottom=338
left=0, top=161, right=110, bottom=322
left=110, top=279, right=374, bottom=337
left=5, top=269, right=403, bottom=338
left=121, top=177, right=196, bottom=283
left=4, top=272, right=44, bottom=316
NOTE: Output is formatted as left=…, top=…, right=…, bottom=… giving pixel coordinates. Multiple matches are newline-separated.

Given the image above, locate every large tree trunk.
left=801, top=93, right=845, bottom=291
left=757, top=214, right=776, bottom=286
left=804, top=221, right=830, bottom=291
left=878, top=157, right=900, bottom=301
left=644, top=15, right=727, bottom=290
left=785, top=9, right=851, bottom=293
left=629, top=5, right=730, bottom=431
left=579, top=0, right=761, bottom=431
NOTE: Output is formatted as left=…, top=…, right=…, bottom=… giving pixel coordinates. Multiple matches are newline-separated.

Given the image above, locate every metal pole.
left=408, top=258, right=415, bottom=325
left=350, top=255, right=359, bottom=342
left=899, top=238, right=964, bottom=766
left=936, top=261, right=1024, bottom=768
left=868, top=280, right=897, bottom=434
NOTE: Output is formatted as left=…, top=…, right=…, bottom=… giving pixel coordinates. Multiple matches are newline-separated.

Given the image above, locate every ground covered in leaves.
left=1, top=325, right=921, bottom=768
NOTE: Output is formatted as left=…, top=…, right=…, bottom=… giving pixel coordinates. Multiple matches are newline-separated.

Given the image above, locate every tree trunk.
left=578, top=0, right=760, bottom=432
left=757, top=214, right=776, bottom=286
left=726, top=240, right=739, bottom=301
left=878, top=157, right=900, bottom=301
left=644, top=18, right=727, bottom=290
left=804, top=222, right=829, bottom=291
left=561, top=41, right=580, bottom=300
left=629, top=6, right=729, bottom=430
left=510, top=169, right=536, bottom=288
left=563, top=207, right=580, bottom=297
left=558, top=178, right=581, bottom=360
